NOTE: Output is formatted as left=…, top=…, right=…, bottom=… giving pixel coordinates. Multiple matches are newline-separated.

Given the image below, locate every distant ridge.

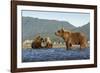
left=22, top=17, right=76, bottom=41
left=22, top=17, right=90, bottom=41
left=72, top=22, right=90, bottom=40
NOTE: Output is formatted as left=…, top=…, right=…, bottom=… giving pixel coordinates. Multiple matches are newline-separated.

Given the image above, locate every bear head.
left=55, top=28, right=70, bottom=39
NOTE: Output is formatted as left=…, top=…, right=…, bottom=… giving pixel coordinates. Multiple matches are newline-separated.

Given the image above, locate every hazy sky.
left=22, top=10, right=90, bottom=27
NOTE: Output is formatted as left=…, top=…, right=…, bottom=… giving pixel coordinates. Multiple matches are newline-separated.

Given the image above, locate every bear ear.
left=36, top=36, right=41, bottom=39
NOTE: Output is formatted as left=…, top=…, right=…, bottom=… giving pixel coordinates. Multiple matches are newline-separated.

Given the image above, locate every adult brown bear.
left=55, top=28, right=88, bottom=50
left=31, top=36, right=43, bottom=48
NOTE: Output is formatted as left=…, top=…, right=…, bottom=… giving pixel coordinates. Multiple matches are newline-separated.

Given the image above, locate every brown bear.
left=44, top=37, right=52, bottom=48
left=55, top=28, right=88, bottom=50
left=31, top=36, right=43, bottom=48
left=41, top=37, right=53, bottom=48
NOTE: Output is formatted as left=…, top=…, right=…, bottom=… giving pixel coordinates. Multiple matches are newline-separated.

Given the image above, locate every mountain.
left=22, top=17, right=76, bottom=41
left=22, top=17, right=90, bottom=42
left=72, top=23, right=90, bottom=40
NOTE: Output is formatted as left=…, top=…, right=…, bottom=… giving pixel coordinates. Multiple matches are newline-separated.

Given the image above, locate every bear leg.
left=65, top=42, right=68, bottom=50
left=80, top=43, right=87, bottom=50
left=66, top=42, right=71, bottom=50
left=68, top=43, right=72, bottom=50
